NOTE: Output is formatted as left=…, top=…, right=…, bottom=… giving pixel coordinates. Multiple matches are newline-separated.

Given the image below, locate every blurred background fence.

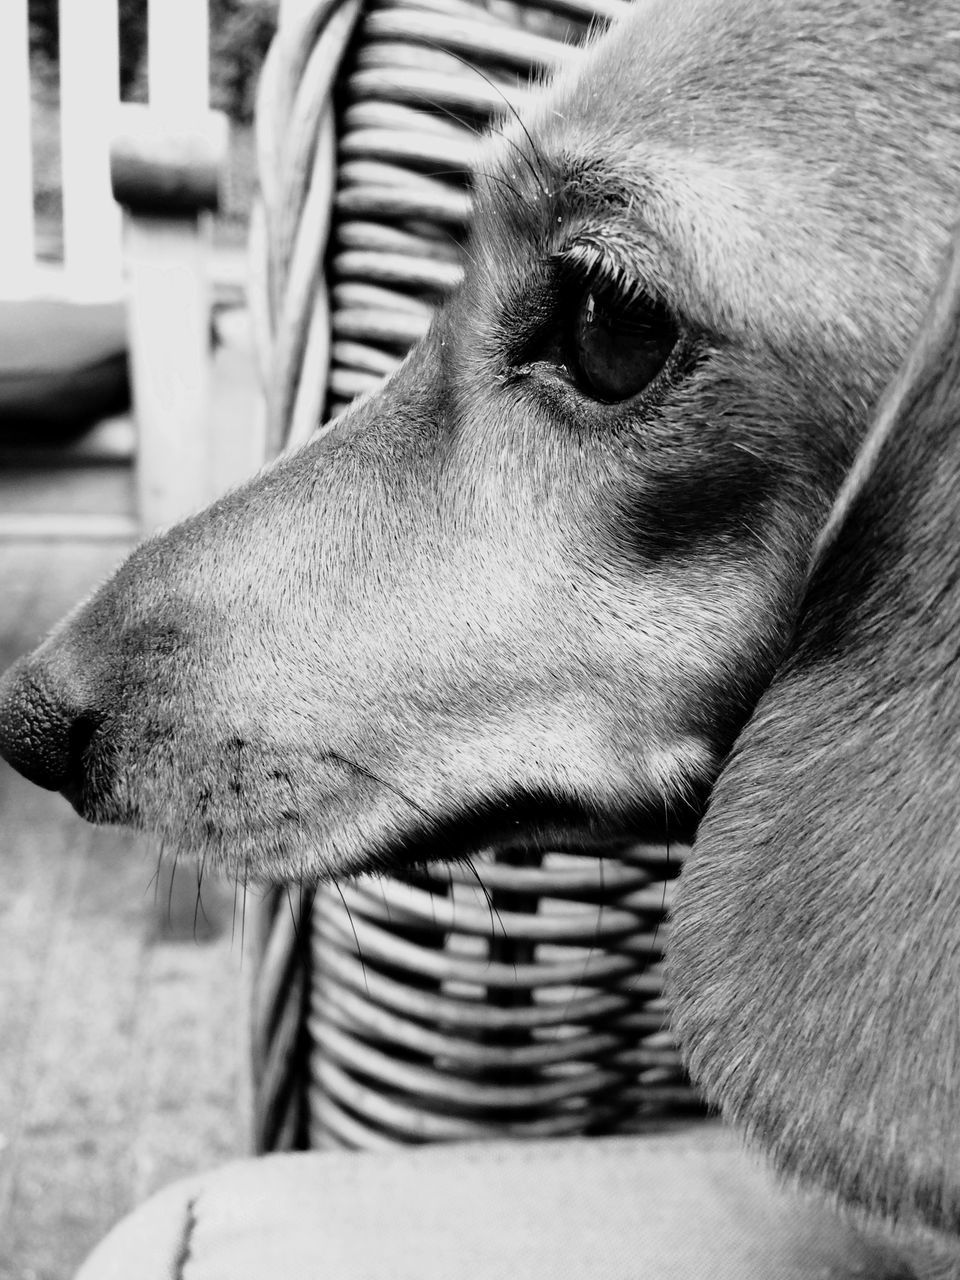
left=0, top=0, right=274, bottom=300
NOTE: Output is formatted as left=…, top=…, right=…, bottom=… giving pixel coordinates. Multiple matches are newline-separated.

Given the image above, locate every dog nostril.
left=0, top=656, right=100, bottom=793
left=68, top=713, right=100, bottom=772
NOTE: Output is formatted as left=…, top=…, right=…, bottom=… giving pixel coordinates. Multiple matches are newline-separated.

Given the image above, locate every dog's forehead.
left=540, top=0, right=958, bottom=165
left=472, top=0, right=958, bottom=359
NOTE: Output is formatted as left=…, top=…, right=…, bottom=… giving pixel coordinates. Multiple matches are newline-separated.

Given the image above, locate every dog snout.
left=0, top=653, right=103, bottom=797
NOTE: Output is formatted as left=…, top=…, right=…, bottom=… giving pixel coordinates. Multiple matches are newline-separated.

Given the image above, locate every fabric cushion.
left=0, top=300, right=129, bottom=438
left=75, top=1124, right=914, bottom=1280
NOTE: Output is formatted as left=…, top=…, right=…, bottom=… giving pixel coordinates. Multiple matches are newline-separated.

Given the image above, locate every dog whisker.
left=145, top=839, right=165, bottom=901
left=450, top=56, right=552, bottom=199
left=240, top=858, right=249, bottom=960
left=318, top=749, right=432, bottom=823
left=193, top=850, right=210, bottom=942
left=463, top=854, right=507, bottom=942
left=647, top=795, right=671, bottom=969
left=428, top=167, right=527, bottom=206
left=230, top=864, right=241, bottom=949
left=166, top=843, right=182, bottom=924
left=282, top=882, right=301, bottom=947
left=398, top=39, right=553, bottom=200
left=335, top=879, right=368, bottom=993
left=379, top=878, right=393, bottom=925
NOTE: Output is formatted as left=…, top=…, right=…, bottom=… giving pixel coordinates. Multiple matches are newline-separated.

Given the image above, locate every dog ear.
left=668, top=228, right=960, bottom=1238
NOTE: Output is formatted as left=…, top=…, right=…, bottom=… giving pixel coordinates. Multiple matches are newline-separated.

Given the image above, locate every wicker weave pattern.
left=311, top=844, right=700, bottom=1147
left=250, top=0, right=703, bottom=1152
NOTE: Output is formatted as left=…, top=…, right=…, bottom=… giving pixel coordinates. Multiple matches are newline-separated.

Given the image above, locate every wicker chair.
left=246, top=0, right=701, bottom=1156
left=72, top=2, right=919, bottom=1275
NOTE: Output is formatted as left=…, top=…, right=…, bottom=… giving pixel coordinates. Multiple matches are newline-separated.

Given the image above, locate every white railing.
left=0, top=0, right=261, bottom=541
left=0, top=0, right=36, bottom=296
left=0, top=0, right=212, bottom=301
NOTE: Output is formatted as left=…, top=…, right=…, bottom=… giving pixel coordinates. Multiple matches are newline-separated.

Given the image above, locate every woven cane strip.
left=251, top=0, right=366, bottom=453
left=250, top=886, right=313, bottom=1151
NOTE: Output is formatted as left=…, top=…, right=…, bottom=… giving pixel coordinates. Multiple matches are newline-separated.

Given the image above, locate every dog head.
left=1, top=0, right=959, bottom=1238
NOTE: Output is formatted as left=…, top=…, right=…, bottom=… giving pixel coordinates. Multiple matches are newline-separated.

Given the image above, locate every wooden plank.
left=0, top=813, right=149, bottom=1276
left=0, top=0, right=35, bottom=294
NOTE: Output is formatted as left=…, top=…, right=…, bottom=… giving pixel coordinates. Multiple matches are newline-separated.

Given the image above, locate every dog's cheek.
left=584, top=349, right=867, bottom=757
left=585, top=512, right=802, bottom=778
left=617, top=355, right=848, bottom=560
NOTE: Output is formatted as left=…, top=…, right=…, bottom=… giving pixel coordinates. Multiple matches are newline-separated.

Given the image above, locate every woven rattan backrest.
left=249, top=0, right=704, bottom=1152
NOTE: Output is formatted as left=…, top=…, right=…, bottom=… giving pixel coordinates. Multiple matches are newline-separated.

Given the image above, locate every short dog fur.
left=2, top=0, right=960, bottom=1263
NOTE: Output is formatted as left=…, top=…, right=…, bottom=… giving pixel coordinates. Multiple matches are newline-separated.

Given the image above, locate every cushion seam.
left=173, top=1195, right=199, bottom=1280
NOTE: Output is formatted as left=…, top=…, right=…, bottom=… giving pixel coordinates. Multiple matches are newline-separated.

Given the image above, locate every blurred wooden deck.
left=0, top=537, right=255, bottom=1280
left=0, top=328, right=260, bottom=1278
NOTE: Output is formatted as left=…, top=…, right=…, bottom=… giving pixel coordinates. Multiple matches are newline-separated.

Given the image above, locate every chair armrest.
left=76, top=1125, right=912, bottom=1280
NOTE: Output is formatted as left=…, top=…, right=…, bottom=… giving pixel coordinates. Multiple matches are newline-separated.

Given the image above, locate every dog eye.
left=568, top=285, right=679, bottom=403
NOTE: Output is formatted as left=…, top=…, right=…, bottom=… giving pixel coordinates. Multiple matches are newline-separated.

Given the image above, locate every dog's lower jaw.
left=94, top=735, right=710, bottom=885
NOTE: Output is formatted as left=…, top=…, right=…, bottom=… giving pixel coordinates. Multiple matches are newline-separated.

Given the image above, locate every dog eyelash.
left=552, top=237, right=654, bottom=309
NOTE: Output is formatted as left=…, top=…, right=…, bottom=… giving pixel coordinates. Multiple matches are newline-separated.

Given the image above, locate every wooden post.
left=112, top=106, right=229, bottom=531
left=125, top=217, right=216, bottom=530
left=0, top=0, right=35, bottom=295
left=59, top=0, right=123, bottom=299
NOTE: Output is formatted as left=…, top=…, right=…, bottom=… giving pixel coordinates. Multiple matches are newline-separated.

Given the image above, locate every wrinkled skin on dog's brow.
left=2, top=0, right=960, bottom=1250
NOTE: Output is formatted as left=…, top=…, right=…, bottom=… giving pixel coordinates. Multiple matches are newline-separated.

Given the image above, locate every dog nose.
left=0, top=654, right=98, bottom=792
